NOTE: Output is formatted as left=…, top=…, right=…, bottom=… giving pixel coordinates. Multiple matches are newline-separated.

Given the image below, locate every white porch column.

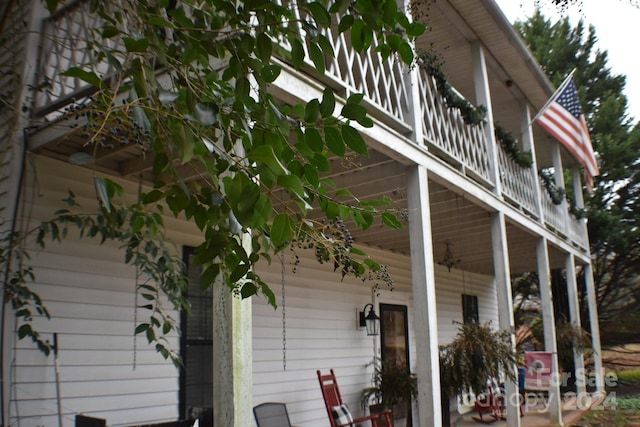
left=212, top=236, right=253, bottom=426
left=471, top=41, right=500, bottom=195
left=583, top=263, right=604, bottom=394
left=536, top=239, right=563, bottom=425
left=406, top=165, right=441, bottom=427
left=564, top=254, right=587, bottom=398
left=490, top=212, right=520, bottom=427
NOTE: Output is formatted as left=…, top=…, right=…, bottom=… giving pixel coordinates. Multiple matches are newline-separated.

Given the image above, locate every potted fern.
left=439, top=322, right=518, bottom=426
left=361, top=360, right=418, bottom=427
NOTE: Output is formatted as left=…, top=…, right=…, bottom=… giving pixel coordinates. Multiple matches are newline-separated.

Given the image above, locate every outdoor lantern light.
left=359, top=303, right=380, bottom=336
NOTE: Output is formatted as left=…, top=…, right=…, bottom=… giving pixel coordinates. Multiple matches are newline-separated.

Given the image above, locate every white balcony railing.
left=416, top=68, right=493, bottom=185
left=30, top=0, right=587, bottom=250
left=497, top=143, right=538, bottom=217
left=34, top=0, right=121, bottom=117
left=541, top=183, right=566, bottom=233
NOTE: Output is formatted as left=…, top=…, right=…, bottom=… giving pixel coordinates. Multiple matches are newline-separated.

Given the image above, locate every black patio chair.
left=253, top=402, right=293, bottom=427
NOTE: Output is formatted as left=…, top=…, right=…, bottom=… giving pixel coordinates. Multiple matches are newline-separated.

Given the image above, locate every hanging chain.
left=132, top=174, right=143, bottom=370
left=281, top=253, right=287, bottom=371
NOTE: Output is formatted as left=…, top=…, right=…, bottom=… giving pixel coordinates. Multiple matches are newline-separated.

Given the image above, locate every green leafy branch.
left=0, top=230, right=52, bottom=355
left=10, top=184, right=190, bottom=366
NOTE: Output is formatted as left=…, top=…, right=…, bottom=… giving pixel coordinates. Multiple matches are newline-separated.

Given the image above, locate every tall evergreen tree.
left=515, top=11, right=640, bottom=348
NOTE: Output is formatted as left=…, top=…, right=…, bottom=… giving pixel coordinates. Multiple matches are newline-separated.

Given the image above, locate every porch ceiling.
left=29, top=121, right=567, bottom=279
left=30, top=113, right=572, bottom=282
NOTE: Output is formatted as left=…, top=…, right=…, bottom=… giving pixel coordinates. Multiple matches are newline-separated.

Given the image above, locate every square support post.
left=406, top=165, right=441, bottom=427
left=490, top=212, right=520, bottom=427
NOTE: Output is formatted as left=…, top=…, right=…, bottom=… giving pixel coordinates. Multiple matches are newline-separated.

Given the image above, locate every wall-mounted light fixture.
left=359, top=303, right=380, bottom=336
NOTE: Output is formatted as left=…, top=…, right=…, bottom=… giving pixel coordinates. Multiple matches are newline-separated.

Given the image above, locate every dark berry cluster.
left=64, top=97, right=150, bottom=149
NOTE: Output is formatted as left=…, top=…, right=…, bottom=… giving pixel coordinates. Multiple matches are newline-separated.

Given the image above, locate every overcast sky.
left=494, top=0, right=640, bottom=124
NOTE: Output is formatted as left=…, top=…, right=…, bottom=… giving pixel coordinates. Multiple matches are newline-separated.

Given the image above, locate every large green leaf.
left=291, top=38, right=305, bottom=69
left=308, top=42, right=325, bottom=74
left=256, top=32, right=273, bottom=62
left=60, top=67, right=103, bottom=89
left=277, top=174, right=308, bottom=204
left=248, top=145, right=289, bottom=176
left=341, top=124, right=368, bottom=155
left=305, top=2, right=331, bottom=27
left=271, top=213, right=295, bottom=246
left=123, top=37, right=149, bottom=52
left=305, top=128, right=323, bottom=152
left=319, top=88, right=336, bottom=118
left=324, top=126, right=345, bottom=157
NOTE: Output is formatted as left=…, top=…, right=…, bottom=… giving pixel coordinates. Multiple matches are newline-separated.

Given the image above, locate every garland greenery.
left=494, top=123, right=533, bottom=168
left=539, top=169, right=565, bottom=205
left=418, top=51, right=534, bottom=169
left=417, top=51, right=487, bottom=126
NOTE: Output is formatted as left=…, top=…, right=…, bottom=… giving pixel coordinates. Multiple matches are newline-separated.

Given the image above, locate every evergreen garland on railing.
left=494, top=124, right=533, bottom=168
left=565, top=193, right=587, bottom=219
left=418, top=50, right=585, bottom=217
left=539, top=169, right=565, bottom=205
left=418, top=51, right=534, bottom=168
left=417, top=51, right=486, bottom=126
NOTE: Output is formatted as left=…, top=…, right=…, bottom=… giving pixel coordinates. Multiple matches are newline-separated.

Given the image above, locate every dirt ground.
left=602, top=344, right=640, bottom=370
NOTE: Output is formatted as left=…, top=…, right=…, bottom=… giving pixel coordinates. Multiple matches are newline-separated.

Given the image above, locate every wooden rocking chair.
left=472, top=378, right=523, bottom=423
left=472, top=380, right=506, bottom=424
left=317, top=369, right=392, bottom=427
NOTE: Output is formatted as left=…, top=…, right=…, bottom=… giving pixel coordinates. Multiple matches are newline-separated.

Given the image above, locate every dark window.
left=461, top=294, right=479, bottom=324
left=180, top=247, right=213, bottom=418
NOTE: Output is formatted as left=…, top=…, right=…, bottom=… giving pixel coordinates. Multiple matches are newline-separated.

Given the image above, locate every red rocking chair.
left=317, top=369, right=392, bottom=427
left=472, top=380, right=506, bottom=423
left=472, top=379, right=523, bottom=423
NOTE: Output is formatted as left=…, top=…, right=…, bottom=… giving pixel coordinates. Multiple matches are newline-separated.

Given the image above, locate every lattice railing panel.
left=416, top=67, right=492, bottom=183
left=569, top=216, right=588, bottom=250
left=34, top=0, right=121, bottom=116
left=328, top=31, right=410, bottom=124
left=497, top=144, right=538, bottom=216
left=541, top=183, right=565, bottom=232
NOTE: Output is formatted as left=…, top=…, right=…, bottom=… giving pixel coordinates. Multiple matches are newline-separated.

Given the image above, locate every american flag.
left=536, top=76, right=599, bottom=189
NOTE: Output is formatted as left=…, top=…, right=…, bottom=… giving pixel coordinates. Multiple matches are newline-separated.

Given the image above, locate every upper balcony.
left=25, top=0, right=590, bottom=273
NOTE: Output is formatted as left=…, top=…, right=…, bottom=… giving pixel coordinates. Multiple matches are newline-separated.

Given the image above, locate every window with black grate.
left=461, top=294, right=479, bottom=325
left=180, top=247, right=213, bottom=418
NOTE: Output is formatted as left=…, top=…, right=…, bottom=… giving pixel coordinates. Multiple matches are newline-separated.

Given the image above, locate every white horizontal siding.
left=9, top=156, right=203, bottom=427
left=253, top=246, right=412, bottom=426
left=11, top=155, right=503, bottom=427
left=252, top=246, right=498, bottom=427
left=434, top=266, right=499, bottom=344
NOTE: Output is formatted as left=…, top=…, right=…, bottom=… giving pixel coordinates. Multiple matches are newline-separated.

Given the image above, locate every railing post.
left=550, top=142, right=569, bottom=234
left=571, top=167, right=589, bottom=247
left=408, top=64, right=424, bottom=147
left=471, top=41, right=500, bottom=194
left=520, top=104, right=544, bottom=221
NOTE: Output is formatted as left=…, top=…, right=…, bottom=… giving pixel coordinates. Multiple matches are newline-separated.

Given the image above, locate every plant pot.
left=392, top=402, right=408, bottom=427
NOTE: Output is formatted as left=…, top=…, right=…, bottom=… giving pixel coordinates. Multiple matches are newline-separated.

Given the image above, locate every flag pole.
left=531, top=68, right=577, bottom=124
